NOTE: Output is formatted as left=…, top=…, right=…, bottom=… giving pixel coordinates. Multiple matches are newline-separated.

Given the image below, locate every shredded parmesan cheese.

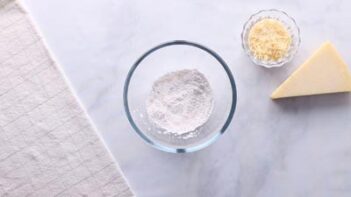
left=248, top=18, right=292, bottom=61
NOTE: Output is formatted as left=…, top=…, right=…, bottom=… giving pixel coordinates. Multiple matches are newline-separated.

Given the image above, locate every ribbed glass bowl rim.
left=123, top=40, right=237, bottom=153
left=241, top=9, right=301, bottom=68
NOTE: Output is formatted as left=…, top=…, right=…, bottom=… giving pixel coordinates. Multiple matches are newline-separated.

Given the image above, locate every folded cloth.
left=0, top=1, right=134, bottom=196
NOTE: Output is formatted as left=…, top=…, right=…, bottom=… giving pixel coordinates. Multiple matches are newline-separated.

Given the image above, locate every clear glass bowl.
left=241, top=9, right=301, bottom=68
left=123, top=40, right=237, bottom=153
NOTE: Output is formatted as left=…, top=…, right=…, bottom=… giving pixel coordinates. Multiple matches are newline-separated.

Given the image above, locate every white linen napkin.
left=0, top=0, right=134, bottom=196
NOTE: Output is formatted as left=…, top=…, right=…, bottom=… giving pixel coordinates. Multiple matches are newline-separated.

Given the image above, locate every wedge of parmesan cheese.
left=271, top=41, right=351, bottom=99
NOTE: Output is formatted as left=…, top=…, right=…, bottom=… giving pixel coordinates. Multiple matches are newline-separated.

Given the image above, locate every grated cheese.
left=248, top=18, right=292, bottom=61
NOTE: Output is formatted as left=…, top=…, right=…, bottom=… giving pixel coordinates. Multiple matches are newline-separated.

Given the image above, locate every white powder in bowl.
left=146, top=69, right=213, bottom=135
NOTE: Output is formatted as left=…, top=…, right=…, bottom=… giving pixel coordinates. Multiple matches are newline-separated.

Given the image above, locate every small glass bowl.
left=241, top=9, right=301, bottom=68
left=123, top=40, right=237, bottom=153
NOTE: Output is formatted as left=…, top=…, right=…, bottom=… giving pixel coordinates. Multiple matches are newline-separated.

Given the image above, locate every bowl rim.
left=123, top=40, right=237, bottom=153
left=241, top=9, right=301, bottom=68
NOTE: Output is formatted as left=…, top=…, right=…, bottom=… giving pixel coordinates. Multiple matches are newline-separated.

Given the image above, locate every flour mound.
left=146, top=69, right=213, bottom=135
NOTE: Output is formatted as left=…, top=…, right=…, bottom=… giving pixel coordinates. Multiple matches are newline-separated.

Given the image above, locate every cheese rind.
left=271, top=41, right=351, bottom=99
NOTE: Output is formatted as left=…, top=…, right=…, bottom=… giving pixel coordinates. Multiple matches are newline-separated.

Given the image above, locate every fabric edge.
left=14, top=0, right=135, bottom=196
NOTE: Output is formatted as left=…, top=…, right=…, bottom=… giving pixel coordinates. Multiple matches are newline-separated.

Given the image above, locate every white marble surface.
left=20, top=0, right=351, bottom=196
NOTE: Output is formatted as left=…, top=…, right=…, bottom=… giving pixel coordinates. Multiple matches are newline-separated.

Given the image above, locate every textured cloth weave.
left=0, top=1, right=134, bottom=196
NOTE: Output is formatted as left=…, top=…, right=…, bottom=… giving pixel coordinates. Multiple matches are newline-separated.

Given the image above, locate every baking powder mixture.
left=146, top=69, right=213, bottom=135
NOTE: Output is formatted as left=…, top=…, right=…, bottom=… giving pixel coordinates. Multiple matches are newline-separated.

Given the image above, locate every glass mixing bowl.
left=123, top=40, right=237, bottom=153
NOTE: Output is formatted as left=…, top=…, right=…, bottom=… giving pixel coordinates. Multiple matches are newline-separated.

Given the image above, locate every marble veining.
left=21, top=0, right=351, bottom=196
